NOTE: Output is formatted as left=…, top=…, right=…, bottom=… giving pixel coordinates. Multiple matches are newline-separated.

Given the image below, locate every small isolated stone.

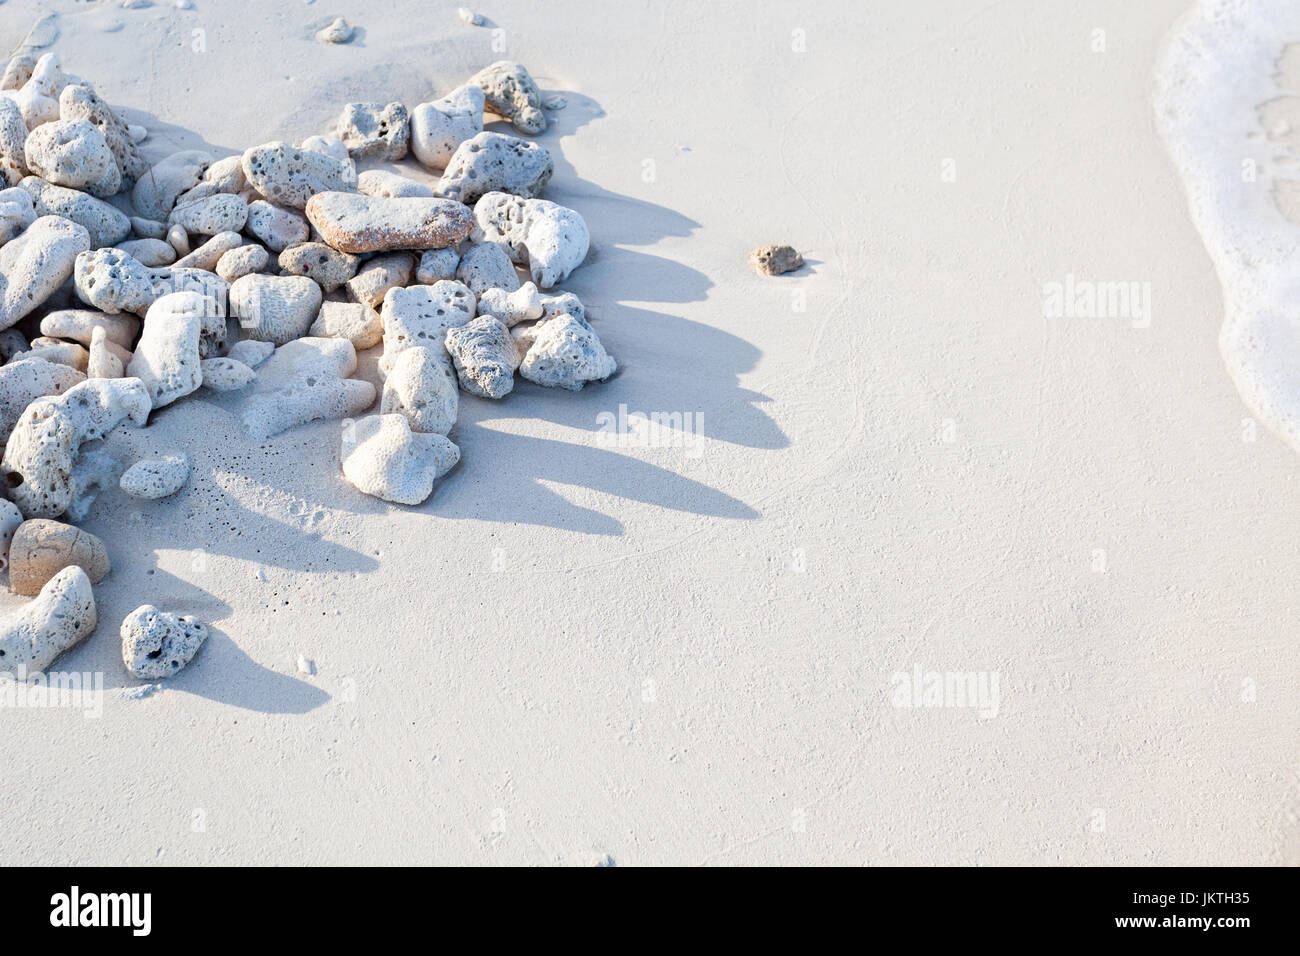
left=445, top=316, right=519, bottom=399
left=297, top=655, right=315, bottom=675
left=469, top=60, right=547, bottom=135
left=335, top=101, right=409, bottom=162
left=750, top=244, right=803, bottom=276
left=436, top=131, right=552, bottom=205
left=316, top=17, right=353, bottom=44
left=473, top=191, right=589, bottom=289
left=457, top=7, right=483, bottom=26
left=121, top=605, right=208, bottom=679
left=341, top=414, right=460, bottom=505
left=542, top=94, right=567, bottom=111
left=0, top=566, right=97, bottom=674
left=305, top=192, right=474, bottom=254
left=119, top=453, right=189, bottom=499
left=8, top=518, right=110, bottom=596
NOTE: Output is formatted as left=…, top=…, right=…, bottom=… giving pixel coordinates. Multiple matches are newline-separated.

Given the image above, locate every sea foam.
left=1156, top=0, right=1300, bottom=449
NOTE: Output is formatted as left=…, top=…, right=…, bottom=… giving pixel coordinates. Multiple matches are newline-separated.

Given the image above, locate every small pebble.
left=316, top=17, right=353, bottom=44
left=750, top=244, right=804, bottom=276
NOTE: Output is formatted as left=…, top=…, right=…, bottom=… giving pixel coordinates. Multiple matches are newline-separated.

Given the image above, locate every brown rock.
left=750, top=244, right=804, bottom=276
left=304, top=192, right=474, bottom=254
left=8, top=519, right=110, bottom=596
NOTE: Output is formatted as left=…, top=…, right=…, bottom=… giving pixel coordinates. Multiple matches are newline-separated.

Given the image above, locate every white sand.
left=0, top=0, right=1296, bottom=865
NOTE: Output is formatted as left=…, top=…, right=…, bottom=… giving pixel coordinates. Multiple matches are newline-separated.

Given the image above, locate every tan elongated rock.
left=304, top=191, right=473, bottom=254
left=8, top=518, right=110, bottom=596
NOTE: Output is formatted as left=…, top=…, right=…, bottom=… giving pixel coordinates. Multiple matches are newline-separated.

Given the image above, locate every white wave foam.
left=1155, top=0, right=1300, bottom=448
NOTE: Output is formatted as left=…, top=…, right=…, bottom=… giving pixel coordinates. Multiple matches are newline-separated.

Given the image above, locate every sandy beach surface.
left=0, top=0, right=1296, bottom=866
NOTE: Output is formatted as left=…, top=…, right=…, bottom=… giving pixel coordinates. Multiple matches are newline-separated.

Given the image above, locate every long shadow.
left=515, top=91, right=789, bottom=452
left=432, top=417, right=758, bottom=535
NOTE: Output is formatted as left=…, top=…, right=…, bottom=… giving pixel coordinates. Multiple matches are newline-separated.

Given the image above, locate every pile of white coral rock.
left=0, top=54, right=614, bottom=680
